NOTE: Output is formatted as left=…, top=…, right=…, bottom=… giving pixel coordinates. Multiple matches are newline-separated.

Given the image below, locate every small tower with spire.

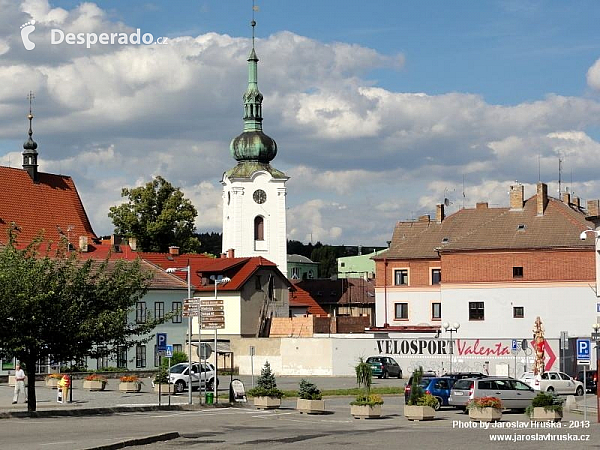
left=22, top=91, right=39, bottom=182
left=221, top=15, right=289, bottom=277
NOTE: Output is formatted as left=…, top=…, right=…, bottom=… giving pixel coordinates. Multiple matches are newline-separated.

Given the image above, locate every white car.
left=520, top=371, right=584, bottom=396
left=156, top=362, right=218, bottom=393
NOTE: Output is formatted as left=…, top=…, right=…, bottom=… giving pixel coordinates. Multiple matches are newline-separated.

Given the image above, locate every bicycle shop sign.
left=376, top=339, right=511, bottom=357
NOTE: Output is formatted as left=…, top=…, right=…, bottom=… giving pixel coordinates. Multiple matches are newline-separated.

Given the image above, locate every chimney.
left=562, top=192, right=571, bottom=205
left=572, top=196, right=580, bottom=208
left=587, top=200, right=600, bottom=217
left=418, top=214, right=430, bottom=223
left=78, top=236, right=88, bottom=252
left=111, top=234, right=122, bottom=252
left=510, top=184, right=524, bottom=210
left=536, top=182, right=548, bottom=216
left=436, top=204, right=445, bottom=223
left=227, top=248, right=235, bottom=258
left=220, top=252, right=227, bottom=258
left=128, top=237, right=137, bottom=251
left=169, top=246, right=180, bottom=256
left=476, top=202, right=488, bottom=209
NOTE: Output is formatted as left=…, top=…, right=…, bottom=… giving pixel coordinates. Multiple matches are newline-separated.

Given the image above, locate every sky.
left=1, top=0, right=600, bottom=246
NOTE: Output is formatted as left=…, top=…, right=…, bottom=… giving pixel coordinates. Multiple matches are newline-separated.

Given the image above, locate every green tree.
left=108, top=176, right=201, bottom=253
left=0, top=230, right=162, bottom=412
left=310, top=245, right=341, bottom=278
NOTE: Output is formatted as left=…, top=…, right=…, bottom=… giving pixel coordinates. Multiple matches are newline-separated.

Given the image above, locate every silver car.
left=165, top=362, right=218, bottom=393
left=449, top=377, right=536, bottom=411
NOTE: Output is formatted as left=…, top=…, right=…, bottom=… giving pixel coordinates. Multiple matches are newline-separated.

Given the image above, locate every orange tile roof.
left=0, top=167, right=97, bottom=245
left=289, top=285, right=328, bottom=316
left=376, top=195, right=596, bottom=260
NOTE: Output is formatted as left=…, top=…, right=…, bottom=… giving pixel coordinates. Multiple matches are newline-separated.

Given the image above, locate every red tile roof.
left=289, top=285, right=328, bottom=316
left=0, top=167, right=97, bottom=244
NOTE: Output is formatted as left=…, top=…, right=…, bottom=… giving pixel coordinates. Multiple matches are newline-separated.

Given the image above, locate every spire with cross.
left=23, top=90, right=39, bottom=181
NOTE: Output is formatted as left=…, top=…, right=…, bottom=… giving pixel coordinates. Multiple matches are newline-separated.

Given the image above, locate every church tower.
left=22, top=91, right=39, bottom=182
left=221, top=19, right=288, bottom=276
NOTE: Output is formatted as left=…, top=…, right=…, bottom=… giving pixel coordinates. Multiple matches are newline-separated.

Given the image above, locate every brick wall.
left=442, top=250, right=594, bottom=283
left=270, top=317, right=314, bottom=337
left=336, top=316, right=370, bottom=333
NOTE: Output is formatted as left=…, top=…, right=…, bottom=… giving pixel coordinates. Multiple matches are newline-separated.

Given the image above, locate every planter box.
left=83, top=380, right=106, bottom=391
left=404, top=405, right=435, bottom=421
left=153, top=383, right=172, bottom=395
left=119, top=381, right=142, bottom=393
left=45, top=378, right=60, bottom=389
left=530, top=407, right=563, bottom=422
left=351, top=404, right=382, bottom=419
left=297, top=398, right=325, bottom=414
left=253, top=396, right=281, bottom=410
left=469, top=407, right=502, bottom=422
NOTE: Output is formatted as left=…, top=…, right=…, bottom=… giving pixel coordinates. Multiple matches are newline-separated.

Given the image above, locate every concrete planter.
left=297, top=398, right=325, bottom=414
left=530, top=407, right=563, bottom=422
left=119, top=381, right=142, bottom=393
left=404, top=405, right=435, bottom=421
left=469, top=407, right=502, bottom=422
left=45, top=378, right=60, bottom=389
left=351, top=404, right=382, bottom=419
left=153, top=383, right=172, bottom=395
left=253, top=396, right=281, bottom=410
left=83, top=380, right=106, bottom=391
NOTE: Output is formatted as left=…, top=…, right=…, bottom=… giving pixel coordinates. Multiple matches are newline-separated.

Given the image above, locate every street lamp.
left=443, top=322, right=460, bottom=374
left=166, top=266, right=192, bottom=405
left=209, top=275, right=230, bottom=403
left=592, top=322, right=600, bottom=424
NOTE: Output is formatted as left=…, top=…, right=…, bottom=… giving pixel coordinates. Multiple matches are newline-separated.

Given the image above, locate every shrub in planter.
left=248, top=361, right=284, bottom=409
left=45, top=373, right=62, bottom=389
left=83, top=374, right=107, bottom=391
left=297, top=379, right=324, bottom=414
left=153, top=367, right=171, bottom=394
left=526, top=392, right=564, bottom=421
left=404, top=367, right=435, bottom=421
left=467, top=396, right=503, bottom=422
left=350, top=357, right=383, bottom=418
left=119, top=375, right=143, bottom=392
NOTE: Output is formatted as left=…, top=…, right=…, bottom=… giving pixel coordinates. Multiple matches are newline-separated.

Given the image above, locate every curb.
left=0, top=402, right=241, bottom=419
left=85, top=432, right=180, bottom=450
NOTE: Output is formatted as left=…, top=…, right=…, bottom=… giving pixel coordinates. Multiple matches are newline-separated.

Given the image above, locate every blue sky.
left=1, top=0, right=600, bottom=246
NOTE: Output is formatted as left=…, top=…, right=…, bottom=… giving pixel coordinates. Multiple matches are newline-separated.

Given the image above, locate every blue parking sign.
left=577, top=338, right=591, bottom=365
left=157, top=332, right=167, bottom=351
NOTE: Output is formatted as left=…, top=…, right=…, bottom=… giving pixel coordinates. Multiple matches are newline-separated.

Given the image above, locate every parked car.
left=576, top=370, right=597, bottom=394
left=442, top=372, right=487, bottom=382
left=366, top=356, right=403, bottom=379
left=404, top=371, right=437, bottom=403
left=156, top=362, right=218, bottom=393
left=520, top=371, right=584, bottom=396
left=449, top=377, right=536, bottom=411
left=420, top=377, right=456, bottom=410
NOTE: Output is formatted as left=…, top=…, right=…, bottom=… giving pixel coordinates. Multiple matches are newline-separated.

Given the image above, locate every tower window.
left=254, top=216, right=264, bottom=241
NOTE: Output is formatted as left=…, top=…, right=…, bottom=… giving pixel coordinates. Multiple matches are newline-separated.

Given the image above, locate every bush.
left=120, top=375, right=141, bottom=383
left=416, top=393, right=439, bottom=408
left=525, top=391, right=564, bottom=417
left=247, top=361, right=284, bottom=399
left=46, top=373, right=63, bottom=379
left=160, top=351, right=188, bottom=369
left=298, top=379, right=322, bottom=400
left=350, top=393, right=384, bottom=406
left=84, top=374, right=107, bottom=382
left=154, top=367, right=169, bottom=384
left=352, top=357, right=382, bottom=406
left=467, top=396, right=502, bottom=410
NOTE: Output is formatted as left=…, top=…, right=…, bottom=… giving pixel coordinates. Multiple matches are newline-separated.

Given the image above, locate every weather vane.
left=26, top=90, right=35, bottom=133
left=252, top=0, right=259, bottom=46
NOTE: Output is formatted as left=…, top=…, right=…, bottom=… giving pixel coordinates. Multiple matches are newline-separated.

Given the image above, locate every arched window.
left=254, top=216, right=264, bottom=241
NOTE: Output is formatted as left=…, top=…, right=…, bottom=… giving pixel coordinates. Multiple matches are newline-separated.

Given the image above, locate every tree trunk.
left=24, top=353, right=37, bottom=412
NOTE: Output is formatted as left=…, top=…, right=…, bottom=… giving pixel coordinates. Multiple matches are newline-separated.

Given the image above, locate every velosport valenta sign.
left=376, top=339, right=511, bottom=357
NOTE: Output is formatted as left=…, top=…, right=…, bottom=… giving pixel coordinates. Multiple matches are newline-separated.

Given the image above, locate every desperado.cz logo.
left=20, top=19, right=167, bottom=50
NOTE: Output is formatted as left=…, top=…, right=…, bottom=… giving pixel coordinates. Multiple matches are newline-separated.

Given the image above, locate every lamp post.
left=210, top=275, right=230, bottom=404
left=166, top=266, right=192, bottom=405
left=592, top=323, right=600, bottom=424
left=443, top=322, right=460, bottom=374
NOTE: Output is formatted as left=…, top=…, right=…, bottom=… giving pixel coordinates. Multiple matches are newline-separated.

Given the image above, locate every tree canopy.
left=109, top=176, right=201, bottom=253
left=0, top=230, right=160, bottom=411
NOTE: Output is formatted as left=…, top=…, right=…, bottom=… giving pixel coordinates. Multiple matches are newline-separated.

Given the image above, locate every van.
left=577, top=370, right=598, bottom=393
left=449, top=377, right=535, bottom=411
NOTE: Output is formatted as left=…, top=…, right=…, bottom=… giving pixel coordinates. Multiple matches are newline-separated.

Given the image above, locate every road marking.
left=39, top=441, right=77, bottom=446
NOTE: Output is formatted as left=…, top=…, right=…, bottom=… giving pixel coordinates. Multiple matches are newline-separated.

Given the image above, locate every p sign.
left=576, top=338, right=591, bottom=365
left=157, top=332, right=168, bottom=351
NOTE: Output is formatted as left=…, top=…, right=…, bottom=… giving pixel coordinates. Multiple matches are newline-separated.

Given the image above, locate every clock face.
left=253, top=189, right=267, bottom=204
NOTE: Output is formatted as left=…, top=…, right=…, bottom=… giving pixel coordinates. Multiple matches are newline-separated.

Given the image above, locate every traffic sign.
left=201, top=300, right=224, bottom=306
left=157, top=332, right=167, bottom=351
left=198, top=343, right=212, bottom=359
left=165, top=345, right=173, bottom=358
left=511, top=339, right=518, bottom=351
left=577, top=338, right=591, bottom=365
left=202, top=322, right=225, bottom=329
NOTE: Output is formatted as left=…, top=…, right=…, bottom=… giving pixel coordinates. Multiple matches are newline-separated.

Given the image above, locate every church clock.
left=253, top=189, right=267, bottom=204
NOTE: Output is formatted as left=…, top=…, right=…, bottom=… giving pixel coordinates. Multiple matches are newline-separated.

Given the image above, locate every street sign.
left=157, top=332, right=167, bottom=351
left=597, top=302, right=600, bottom=313
left=511, top=339, right=518, bottom=351
left=202, top=316, right=225, bottom=322
left=198, top=343, right=212, bottom=359
left=577, top=338, right=591, bottom=365
left=201, top=300, right=224, bottom=306
left=202, top=322, right=225, bottom=329
left=165, top=345, right=173, bottom=358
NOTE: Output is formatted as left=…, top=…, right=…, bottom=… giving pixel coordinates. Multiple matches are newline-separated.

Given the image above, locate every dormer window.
left=441, top=237, right=450, bottom=244
left=517, top=224, right=526, bottom=231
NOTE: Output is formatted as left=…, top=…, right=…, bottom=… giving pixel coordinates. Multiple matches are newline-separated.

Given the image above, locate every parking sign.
left=157, top=332, right=167, bottom=351
left=576, top=338, right=591, bottom=365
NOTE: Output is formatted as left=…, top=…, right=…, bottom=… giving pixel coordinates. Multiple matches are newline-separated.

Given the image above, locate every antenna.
left=558, top=157, right=563, bottom=196
left=462, top=175, right=466, bottom=209
left=538, top=154, right=541, bottom=182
